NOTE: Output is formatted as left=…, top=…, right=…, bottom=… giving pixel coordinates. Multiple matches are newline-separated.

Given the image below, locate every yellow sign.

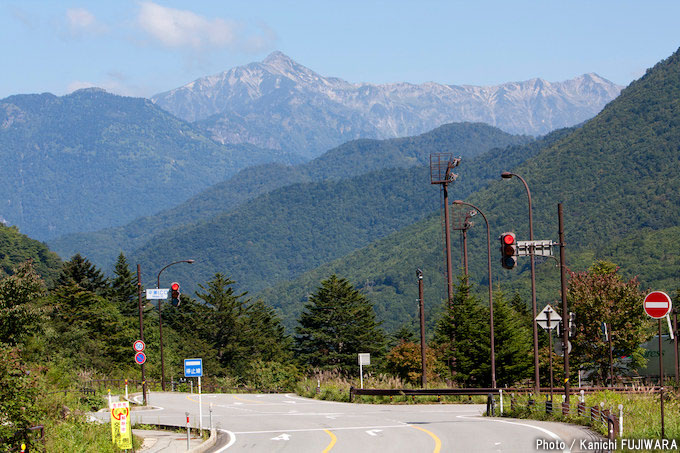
left=110, top=401, right=133, bottom=449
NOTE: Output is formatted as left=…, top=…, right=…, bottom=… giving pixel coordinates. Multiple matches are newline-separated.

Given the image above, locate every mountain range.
left=152, top=51, right=622, bottom=158
left=0, top=89, right=300, bottom=240
left=259, top=47, right=680, bottom=332
left=49, top=122, right=530, bottom=273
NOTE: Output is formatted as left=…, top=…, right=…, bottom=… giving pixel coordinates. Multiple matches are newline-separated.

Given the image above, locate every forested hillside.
left=50, top=122, right=529, bottom=269
left=0, top=224, right=61, bottom=286
left=260, top=47, right=680, bottom=332
left=0, top=89, right=299, bottom=240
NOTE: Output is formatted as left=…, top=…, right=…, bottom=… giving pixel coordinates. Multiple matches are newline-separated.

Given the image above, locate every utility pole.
left=137, top=264, right=147, bottom=406
left=558, top=203, right=570, bottom=402
left=417, top=269, right=427, bottom=388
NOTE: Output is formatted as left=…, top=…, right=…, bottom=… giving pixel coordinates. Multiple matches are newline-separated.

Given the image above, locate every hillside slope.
left=0, top=89, right=298, bottom=240
left=259, top=48, right=680, bottom=331
left=50, top=123, right=527, bottom=268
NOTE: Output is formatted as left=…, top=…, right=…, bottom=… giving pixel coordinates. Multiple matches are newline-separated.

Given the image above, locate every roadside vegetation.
left=0, top=220, right=671, bottom=450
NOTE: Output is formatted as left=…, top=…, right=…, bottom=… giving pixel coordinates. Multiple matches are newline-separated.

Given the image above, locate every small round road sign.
left=133, top=340, right=145, bottom=352
left=134, top=352, right=147, bottom=365
left=643, top=291, right=672, bottom=319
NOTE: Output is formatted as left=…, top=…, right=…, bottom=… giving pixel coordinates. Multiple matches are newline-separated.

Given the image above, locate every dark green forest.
left=49, top=122, right=529, bottom=269
left=259, top=48, right=680, bottom=334
left=0, top=89, right=300, bottom=241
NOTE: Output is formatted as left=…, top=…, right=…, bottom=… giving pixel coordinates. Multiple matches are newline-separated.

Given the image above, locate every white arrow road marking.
left=284, top=401, right=296, bottom=404
left=271, top=434, right=291, bottom=441
left=233, top=402, right=243, bottom=405
left=366, top=429, right=383, bottom=436
left=326, top=415, right=337, bottom=419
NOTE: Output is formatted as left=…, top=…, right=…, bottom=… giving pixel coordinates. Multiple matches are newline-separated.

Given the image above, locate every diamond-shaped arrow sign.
left=535, top=304, right=561, bottom=330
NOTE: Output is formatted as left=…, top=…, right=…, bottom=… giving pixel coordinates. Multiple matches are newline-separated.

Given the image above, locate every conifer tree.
left=295, top=275, right=385, bottom=374
left=56, top=254, right=108, bottom=295
left=434, top=277, right=490, bottom=386
left=491, top=291, right=532, bottom=386
left=110, top=253, right=138, bottom=317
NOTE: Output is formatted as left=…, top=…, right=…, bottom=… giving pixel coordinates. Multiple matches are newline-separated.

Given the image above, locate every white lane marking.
left=235, top=424, right=408, bottom=435
left=284, top=401, right=296, bottom=404
left=213, top=429, right=236, bottom=452
left=271, top=434, right=291, bottom=441
left=366, top=429, right=382, bottom=436
left=456, top=416, right=569, bottom=453
left=132, top=395, right=164, bottom=411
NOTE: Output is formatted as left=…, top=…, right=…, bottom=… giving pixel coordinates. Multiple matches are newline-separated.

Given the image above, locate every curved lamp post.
left=501, top=171, right=539, bottom=393
left=157, top=259, right=195, bottom=391
left=453, top=200, right=496, bottom=389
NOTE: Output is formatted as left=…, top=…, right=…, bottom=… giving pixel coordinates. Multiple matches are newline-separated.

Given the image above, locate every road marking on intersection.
left=410, top=425, right=441, bottom=453
left=271, top=433, right=291, bottom=441
left=366, top=429, right=382, bottom=436
left=322, top=430, right=337, bottom=453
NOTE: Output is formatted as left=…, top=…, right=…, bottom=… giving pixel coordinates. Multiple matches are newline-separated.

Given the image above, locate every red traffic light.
left=171, top=282, right=179, bottom=291
left=500, top=232, right=517, bottom=269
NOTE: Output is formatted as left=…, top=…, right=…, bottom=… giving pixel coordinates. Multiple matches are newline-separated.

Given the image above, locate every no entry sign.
left=643, top=291, right=672, bottom=319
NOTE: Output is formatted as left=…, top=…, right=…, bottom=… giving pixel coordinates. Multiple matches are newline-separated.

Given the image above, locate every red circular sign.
left=134, top=352, right=147, bottom=365
left=643, top=291, right=672, bottom=319
left=133, top=340, right=145, bottom=352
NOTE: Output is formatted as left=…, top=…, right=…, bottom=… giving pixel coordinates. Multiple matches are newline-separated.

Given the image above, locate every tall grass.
left=502, top=389, right=680, bottom=440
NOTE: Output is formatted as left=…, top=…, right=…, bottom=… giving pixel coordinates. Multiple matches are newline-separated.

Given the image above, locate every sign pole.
left=360, top=362, right=364, bottom=389
left=659, top=319, right=665, bottom=439
left=674, top=309, right=678, bottom=386
left=198, top=376, right=203, bottom=433
left=137, top=265, right=147, bottom=406
left=548, top=310, right=553, bottom=400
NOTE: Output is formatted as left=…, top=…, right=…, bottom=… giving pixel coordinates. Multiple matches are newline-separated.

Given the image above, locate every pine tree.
left=433, top=277, right=490, bottom=386
left=56, top=254, right=108, bottom=295
left=195, top=273, right=250, bottom=370
left=492, top=291, right=533, bottom=386
left=295, top=275, right=386, bottom=374
left=110, top=253, right=138, bottom=317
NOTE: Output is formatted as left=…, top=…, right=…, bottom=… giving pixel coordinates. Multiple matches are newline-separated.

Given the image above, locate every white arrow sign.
left=272, top=434, right=291, bottom=441
left=366, top=429, right=383, bottom=436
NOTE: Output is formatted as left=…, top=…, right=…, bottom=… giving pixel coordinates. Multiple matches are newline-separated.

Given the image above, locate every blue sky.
left=2, top=1, right=679, bottom=99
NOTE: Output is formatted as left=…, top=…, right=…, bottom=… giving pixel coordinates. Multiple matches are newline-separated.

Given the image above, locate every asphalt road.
left=123, top=392, right=602, bottom=452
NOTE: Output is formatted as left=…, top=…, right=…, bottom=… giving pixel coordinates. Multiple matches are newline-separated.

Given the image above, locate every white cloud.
left=65, top=8, right=108, bottom=36
left=136, top=1, right=273, bottom=52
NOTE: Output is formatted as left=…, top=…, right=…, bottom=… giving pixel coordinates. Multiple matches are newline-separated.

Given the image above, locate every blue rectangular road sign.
left=184, top=358, right=203, bottom=377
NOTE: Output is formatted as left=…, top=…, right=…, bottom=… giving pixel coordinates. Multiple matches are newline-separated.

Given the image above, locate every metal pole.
left=417, top=269, right=427, bottom=388
left=453, top=201, right=495, bottom=388
left=503, top=172, right=539, bottom=394
left=442, top=184, right=454, bottom=305
left=558, top=203, right=570, bottom=402
left=137, top=264, right=147, bottom=406
left=673, top=308, right=678, bottom=386
left=157, top=259, right=195, bottom=392
left=157, top=282, right=166, bottom=392
left=198, top=376, right=203, bottom=433
left=659, top=319, right=665, bottom=438
left=360, top=363, right=364, bottom=389
left=186, top=412, right=190, bottom=449
left=548, top=310, right=553, bottom=401
left=462, top=228, right=469, bottom=277
left=608, top=323, right=614, bottom=386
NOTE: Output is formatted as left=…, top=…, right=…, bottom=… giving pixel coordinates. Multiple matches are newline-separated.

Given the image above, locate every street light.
left=453, top=200, right=496, bottom=389
left=157, top=259, right=195, bottom=391
left=501, top=171, right=540, bottom=393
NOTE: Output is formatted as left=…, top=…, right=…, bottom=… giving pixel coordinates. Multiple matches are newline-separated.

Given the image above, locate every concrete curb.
left=187, top=428, right=217, bottom=453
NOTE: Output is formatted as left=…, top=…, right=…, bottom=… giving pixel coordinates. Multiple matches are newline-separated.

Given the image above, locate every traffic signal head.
left=171, top=282, right=180, bottom=306
left=500, top=232, right=517, bottom=269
